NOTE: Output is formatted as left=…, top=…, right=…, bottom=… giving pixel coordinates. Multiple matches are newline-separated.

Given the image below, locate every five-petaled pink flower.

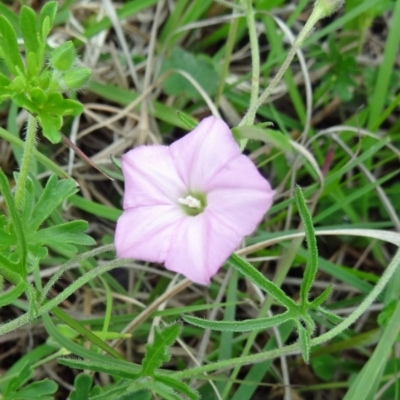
left=115, top=116, right=274, bottom=285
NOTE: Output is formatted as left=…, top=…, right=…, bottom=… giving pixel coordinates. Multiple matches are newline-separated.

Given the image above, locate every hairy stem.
left=14, top=114, right=37, bottom=210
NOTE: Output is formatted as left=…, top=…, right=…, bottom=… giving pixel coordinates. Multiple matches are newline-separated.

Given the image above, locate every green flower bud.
left=314, top=0, right=345, bottom=18
left=62, top=68, right=91, bottom=89
left=51, top=41, right=76, bottom=71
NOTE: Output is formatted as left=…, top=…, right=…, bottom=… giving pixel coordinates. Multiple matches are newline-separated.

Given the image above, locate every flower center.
left=178, top=193, right=207, bottom=216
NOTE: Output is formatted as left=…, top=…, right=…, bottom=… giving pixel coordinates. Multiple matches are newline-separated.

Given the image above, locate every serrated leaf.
left=297, top=323, right=311, bottom=363
left=311, top=285, right=332, bottom=307
left=0, top=15, right=25, bottom=76
left=317, top=306, right=344, bottom=324
left=29, top=220, right=96, bottom=253
left=228, top=254, right=297, bottom=309
left=0, top=169, right=27, bottom=278
left=296, top=186, right=319, bottom=305
left=183, top=311, right=293, bottom=332
left=160, top=47, right=218, bottom=99
left=27, top=174, right=78, bottom=232
left=20, top=6, right=40, bottom=56
left=141, top=323, right=181, bottom=376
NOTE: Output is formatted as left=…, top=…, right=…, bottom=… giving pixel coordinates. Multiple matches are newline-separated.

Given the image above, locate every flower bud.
left=314, top=0, right=345, bottom=18
left=51, top=41, right=76, bottom=71
left=62, top=67, right=91, bottom=89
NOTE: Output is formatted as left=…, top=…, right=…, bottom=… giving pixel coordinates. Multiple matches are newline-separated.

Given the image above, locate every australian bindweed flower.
left=115, top=116, right=274, bottom=285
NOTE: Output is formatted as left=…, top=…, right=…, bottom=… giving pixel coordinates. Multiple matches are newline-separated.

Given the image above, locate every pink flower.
left=115, top=116, right=274, bottom=285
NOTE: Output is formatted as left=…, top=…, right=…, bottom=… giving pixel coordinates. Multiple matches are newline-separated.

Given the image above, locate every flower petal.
left=170, top=116, right=241, bottom=191
left=165, top=214, right=243, bottom=285
left=115, top=205, right=184, bottom=263
left=205, top=154, right=274, bottom=236
left=122, top=145, right=187, bottom=208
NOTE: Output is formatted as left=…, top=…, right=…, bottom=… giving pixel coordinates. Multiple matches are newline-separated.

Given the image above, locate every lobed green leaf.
left=182, top=312, right=294, bottom=332
left=141, top=322, right=181, bottom=376
left=228, top=253, right=298, bottom=309
left=295, top=186, right=319, bottom=306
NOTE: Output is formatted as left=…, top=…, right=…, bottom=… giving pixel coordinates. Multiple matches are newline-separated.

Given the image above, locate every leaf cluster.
left=0, top=171, right=95, bottom=313
left=0, top=2, right=90, bottom=143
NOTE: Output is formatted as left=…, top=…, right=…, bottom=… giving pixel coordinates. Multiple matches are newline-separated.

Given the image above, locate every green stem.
left=240, top=7, right=323, bottom=126
left=173, top=247, right=400, bottom=380
left=239, top=0, right=260, bottom=149
left=0, top=257, right=131, bottom=336
left=14, top=114, right=37, bottom=210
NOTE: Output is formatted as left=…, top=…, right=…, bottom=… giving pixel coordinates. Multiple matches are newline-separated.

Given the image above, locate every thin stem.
left=238, top=0, right=260, bottom=149
left=14, top=114, right=37, bottom=210
left=240, top=8, right=323, bottom=126
left=0, top=258, right=131, bottom=336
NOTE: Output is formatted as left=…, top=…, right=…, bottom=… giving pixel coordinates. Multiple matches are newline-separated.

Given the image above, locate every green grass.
left=0, top=0, right=399, bottom=399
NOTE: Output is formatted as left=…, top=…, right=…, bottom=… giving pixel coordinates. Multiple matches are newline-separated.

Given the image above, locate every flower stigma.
left=178, top=192, right=207, bottom=216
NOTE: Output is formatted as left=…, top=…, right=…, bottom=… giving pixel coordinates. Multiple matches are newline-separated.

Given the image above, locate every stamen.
left=178, top=195, right=201, bottom=209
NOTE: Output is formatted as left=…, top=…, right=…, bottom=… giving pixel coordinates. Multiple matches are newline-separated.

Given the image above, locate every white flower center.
left=178, top=195, right=201, bottom=209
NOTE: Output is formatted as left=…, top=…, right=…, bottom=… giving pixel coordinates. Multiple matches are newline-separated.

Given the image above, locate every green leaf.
left=62, top=67, right=91, bottom=89
left=70, top=374, right=93, bottom=400
left=295, top=186, right=319, bottom=306
left=311, top=285, right=333, bottom=307
left=20, top=6, right=40, bottom=56
left=1, top=362, right=32, bottom=396
left=377, top=299, right=397, bottom=327
left=0, top=15, right=25, bottom=75
left=141, top=322, right=181, bottom=376
left=61, top=99, right=84, bottom=116
left=176, top=111, right=198, bottom=130
left=38, top=1, right=57, bottom=41
left=155, top=375, right=199, bottom=400
left=13, top=379, right=58, bottom=399
left=0, top=281, right=25, bottom=307
left=160, top=47, right=219, bottom=99
left=317, top=306, right=344, bottom=324
left=29, top=220, right=96, bottom=253
left=0, top=169, right=27, bottom=278
left=228, top=254, right=298, bottom=309
left=182, top=312, right=294, bottom=332
left=51, top=41, right=76, bottom=71
left=297, top=322, right=311, bottom=363
left=30, top=87, right=47, bottom=106
left=26, top=52, right=39, bottom=78
left=0, top=72, right=11, bottom=87
left=37, top=112, right=62, bottom=143
left=311, top=354, right=337, bottom=381
left=27, top=174, right=78, bottom=232
left=12, top=93, right=39, bottom=114
left=232, top=125, right=292, bottom=153
left=58, top=358, right=139, bottom=381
